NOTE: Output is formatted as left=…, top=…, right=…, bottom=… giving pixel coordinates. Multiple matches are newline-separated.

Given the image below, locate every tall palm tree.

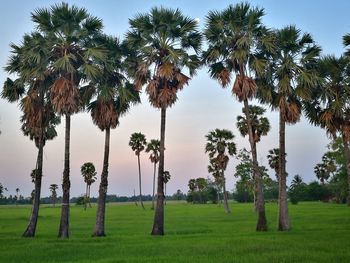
left=203, top=3, right=274, bottom=231
left=31, top=3, right=105, bottom=238
left=145, top=139, right=160, bottom=210
left=49, top=184, right=58, bottom=207
left=129, top=132, right=147, bottom=209
left=260, top=26, right=321, bottom=230
left=126, top=7, right=202, bottom=235
left=304, top=54, right=350, bottom=205
left=163, top=171, right=171, bottom=205
left=87, top=35, right=140, bottom=237
left=205, top=129, right=236, bottom=213
left=81, top=162, right=97, bottom=210
left=2, top=31, right=59, bottom=237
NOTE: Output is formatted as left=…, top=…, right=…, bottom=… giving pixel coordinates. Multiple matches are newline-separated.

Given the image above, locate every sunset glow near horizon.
left=0, top=0, right=349, bottom=198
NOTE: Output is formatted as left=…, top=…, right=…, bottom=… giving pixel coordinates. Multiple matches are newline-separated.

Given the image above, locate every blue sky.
left=0, top=0, right=349, bottom=198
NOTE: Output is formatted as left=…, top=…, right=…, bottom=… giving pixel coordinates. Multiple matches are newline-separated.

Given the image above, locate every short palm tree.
left=163, top=171, right=171, bottom=205
left=126, top=7, right=202, bottom=235
left=129, top=132, right=147, bottom=209
left=2, top=31, right=59, bottom=237
left=81, top=162, right=97, bottom=210
left=267, top=148, right=281, bottom=181
left=15, top=188, right=20, bottom=205
left=31, top=3, right=105, bottom=238
left=290, top=175, right=304, bottom=190
left=203, top=2, right=274, bottom=231
left=237, top=105, right=270, bottom=224
left=205, top=129, right=236, bottom=213
left=87, top=35, right=140, bottom=237
left=49, top=184, right=58, bottom=207
left=145, top=139, right=160, bottom=210
left=259, top=26, right=321, bottom=230
left=304, top=54, right=350, bottom=204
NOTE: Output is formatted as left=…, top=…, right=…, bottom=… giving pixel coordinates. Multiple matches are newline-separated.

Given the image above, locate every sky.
left=0, top=0, right=349, bottom=198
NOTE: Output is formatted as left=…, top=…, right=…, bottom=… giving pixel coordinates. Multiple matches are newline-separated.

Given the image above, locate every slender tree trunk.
left=164, top=184, right=167, bottom=205
left=222, top=175, right=231, bottom=213
left=278, top=113, right=290, bottom=230
left=243, top=99, right=267, bottom=231
left=151, top=107, right=166, bottom=235
left=23, top=135, right=44, bottom=237
left=151, top=162, right=156, bottom=210
left=58, top=114, right=71, bottom=238
left=137, top=154, right=145, bottom=209
left=93, top=128, right=110, bottom=237
left=341, top=133, right=350, bottom=206
left=84, top=183, right=88, bottom=211
left=88, top=185, right=92, bottom=208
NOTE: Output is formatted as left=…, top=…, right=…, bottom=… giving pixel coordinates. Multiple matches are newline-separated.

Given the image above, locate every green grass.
left=0, top=201, right=349, bottom=262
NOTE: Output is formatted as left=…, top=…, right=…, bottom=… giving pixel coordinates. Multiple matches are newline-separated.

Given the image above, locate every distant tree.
left=129, top=132, right=147, bottom=209
left=205, top=129, right=236, bottom=213
left=0, top=183, right=4, bottom=198
left=289, top=175, right=307, bottom=204
left=188, top=179, right=197, bottom=193
left=267, top=148, right=281, bottom=181
left=15, top=188, right=20, bottom=206
left=163, top=171, right=171, bottom=205
left=80, top=162, right=97, bottom=210
left=49, top=184, right=58, bottom=207
left=146, top=139, right=160, bottom=210
left=173, top=189, right=185, bottom=201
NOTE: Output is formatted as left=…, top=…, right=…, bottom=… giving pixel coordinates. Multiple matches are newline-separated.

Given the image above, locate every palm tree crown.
left=129, top=133, right=147, bottom=156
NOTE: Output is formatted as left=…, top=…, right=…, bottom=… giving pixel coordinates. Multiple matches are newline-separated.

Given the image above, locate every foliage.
left=186, top=178, right=218, bottom=204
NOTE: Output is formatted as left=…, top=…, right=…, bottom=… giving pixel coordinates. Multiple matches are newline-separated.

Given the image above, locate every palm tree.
left=145, top=139, right=160, bottom=210
left=205, top=129, right=236, bottom=213
left=267, top=148, right=281, bottom=181
left=15, top=188, right=20, bottom=206
left=304, top=54, right=350, bottom=204
left=163, top=171, right=171, bottom=205
left=2, top=31, right=59, bottom=237
left=49, top=184, right=58, bottom=207
left=87, top=35, right=140, bottom=237
left=129, top=132, right=147, bottom=209
left=260, top=26, right=321, bottom=230
left=80, top=162, right=97, bottom=210
left=203, top=3, right=274, bottom=231
left=290, top=175, right=304, bottom=190
left=236, top=105, right=270, bottom=221
left=126, top=7, right=202, bottom=235
left=30, top=3, right=105, bottom=238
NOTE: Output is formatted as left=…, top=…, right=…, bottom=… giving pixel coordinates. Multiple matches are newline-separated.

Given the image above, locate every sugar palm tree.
left=203, top=3, right=274, bottom=231
left=205, top=129, right=236, bottom=213
left=259, top=26, right=321, bottom=229
left=145, top=139, right=160, bottom=210
left=267, top=148, right=281, bottom=181
left=2, top=31, right=59, bottom=237
left=126, top=7, right=202, bottom=235
left=236, top=105, right=270, bottom=219
left=290, top=175, right=304, bottom=190
left=129, top=132, right=147, bottom=209
left=304, top=54, right=350, bottom=204
left=81, top=162, right=97, bottom=210
left=87, top=35, right=140, bottom=237
left=163, top=171, right=171, bottom=205
left=30, top=3, right=105, bottom=238
left=49, top=184, right=58, bottom=207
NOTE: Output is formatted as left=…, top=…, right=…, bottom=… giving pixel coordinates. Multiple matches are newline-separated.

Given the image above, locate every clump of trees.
left=187, top=178, right=219, bottom=204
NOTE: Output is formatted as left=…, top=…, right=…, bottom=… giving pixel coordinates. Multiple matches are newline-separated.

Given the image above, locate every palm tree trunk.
left=93, top=127, right=110, bottom=237
left=151, top=107, right=166, bottom=235
left=222, top=175, right=231, bottom=213
left=243, top=99, right=267, bottom=231
left=88, top=185, right=92, bottom=208
left=137, top=154, right=145, bottom=209
left=58, top=114, right=71, bottom=238
left=164, top=184, right=167, bottom=205
left=84, top=183, right=88, bottom=211
left=341, top=133, right=350, bottom=206
left=278, top=112, right=290, bottom=230
left=151, top=162, right=156, bottom=210
left=23, top=134, right=44, bottom=237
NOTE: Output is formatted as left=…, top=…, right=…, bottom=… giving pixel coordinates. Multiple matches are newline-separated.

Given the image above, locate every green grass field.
left=0, top=201, right=349, bottom=262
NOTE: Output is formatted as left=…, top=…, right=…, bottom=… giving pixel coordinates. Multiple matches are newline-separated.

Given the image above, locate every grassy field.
left=0, top=201, right=349, bottom=262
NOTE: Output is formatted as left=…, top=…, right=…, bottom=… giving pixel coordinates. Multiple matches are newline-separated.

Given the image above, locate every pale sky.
left=1, top=0, right=349, bottom=198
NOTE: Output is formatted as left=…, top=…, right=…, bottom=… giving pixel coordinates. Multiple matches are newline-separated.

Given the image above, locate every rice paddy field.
left=0, top=201, right=349, bottom=262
